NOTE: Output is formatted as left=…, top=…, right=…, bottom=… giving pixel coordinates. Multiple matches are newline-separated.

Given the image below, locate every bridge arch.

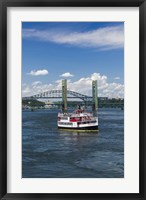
left=23, top=90, right=92, bottom=102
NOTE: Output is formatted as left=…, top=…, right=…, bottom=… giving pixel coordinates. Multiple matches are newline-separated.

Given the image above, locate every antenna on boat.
left=92, top=80, right=98, bottom=114
left=62, top=79, right=67, bottom=113
left=78, top=105, right=81, bottom=110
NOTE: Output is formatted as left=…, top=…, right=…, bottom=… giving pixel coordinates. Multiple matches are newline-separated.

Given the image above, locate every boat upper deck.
left=58, top=109, right=94, bottom=118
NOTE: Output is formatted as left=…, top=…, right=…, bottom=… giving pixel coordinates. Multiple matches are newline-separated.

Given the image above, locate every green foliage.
left=22, top=98, right=124, bottom=109
left=22, top=99, right=45, bottom=107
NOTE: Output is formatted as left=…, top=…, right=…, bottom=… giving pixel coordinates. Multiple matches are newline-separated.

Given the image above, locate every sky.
left=22, top=22, right=124, bottom=98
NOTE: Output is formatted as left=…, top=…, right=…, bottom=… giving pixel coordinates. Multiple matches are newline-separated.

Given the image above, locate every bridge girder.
left=23, top=90, right=93, bottom=102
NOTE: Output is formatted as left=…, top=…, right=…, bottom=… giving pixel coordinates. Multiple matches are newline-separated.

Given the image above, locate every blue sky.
left=22, top=22, right=124, bottom=98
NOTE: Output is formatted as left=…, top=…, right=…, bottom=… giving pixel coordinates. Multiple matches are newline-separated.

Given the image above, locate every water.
left=22, top=108, right=124, bottom=178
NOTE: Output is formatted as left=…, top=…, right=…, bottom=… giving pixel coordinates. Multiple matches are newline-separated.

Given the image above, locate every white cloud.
left=27, top=69, right=48, bottom=76
left=23, top=25, right=124, bottom=51
left=60, top=72, right=74, bottom=77
left=22, top=85, right=31, bottom=96
left=22, top=82, right=54, bottom=97
left=114, top=77, right=120, bottom=80
left=22, top=73, right=124, bottom=98
left=32, top=81, right=42, bottom=86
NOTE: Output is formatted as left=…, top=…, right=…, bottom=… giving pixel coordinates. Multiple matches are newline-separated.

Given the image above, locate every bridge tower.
left=62, top=79, right=67, bottom=112
left=92, top=80, right=98, bottom=112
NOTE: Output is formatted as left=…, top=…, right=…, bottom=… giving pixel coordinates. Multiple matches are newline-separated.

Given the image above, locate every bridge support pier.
left=62, top=79, right=67, bottom=112
left=92, top=80, right=98, bottom=113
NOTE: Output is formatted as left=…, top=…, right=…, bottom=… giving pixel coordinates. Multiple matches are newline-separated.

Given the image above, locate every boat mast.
left=62, top=79, right=67, bottom=112
left=92, top=80, right=98, bottom=114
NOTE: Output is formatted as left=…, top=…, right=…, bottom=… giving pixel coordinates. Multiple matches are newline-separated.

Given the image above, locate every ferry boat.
left=58, top=107, right=98, bottom=132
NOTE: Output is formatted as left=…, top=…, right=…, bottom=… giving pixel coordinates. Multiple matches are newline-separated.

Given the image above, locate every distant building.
left=98, top=97, right=108, bottom=101
left=45, top=101, right=53, bottom=105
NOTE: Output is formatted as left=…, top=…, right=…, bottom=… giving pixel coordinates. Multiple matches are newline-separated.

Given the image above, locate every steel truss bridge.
left=23, top=89, right=124, bottom=108
left=23, top=90, right=93, bottom=102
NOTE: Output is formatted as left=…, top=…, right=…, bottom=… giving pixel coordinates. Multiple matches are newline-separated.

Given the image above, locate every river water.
left=22, top=108, right=124, bottom=178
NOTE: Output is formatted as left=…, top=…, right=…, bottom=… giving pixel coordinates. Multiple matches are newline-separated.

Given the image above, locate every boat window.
left=58, top=122, right=73, bottom=125
left=61, top=117, right=68, bottom=120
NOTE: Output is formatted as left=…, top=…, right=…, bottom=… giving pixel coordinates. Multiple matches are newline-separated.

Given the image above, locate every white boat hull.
left=58, top=112, right=98, bottom=132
